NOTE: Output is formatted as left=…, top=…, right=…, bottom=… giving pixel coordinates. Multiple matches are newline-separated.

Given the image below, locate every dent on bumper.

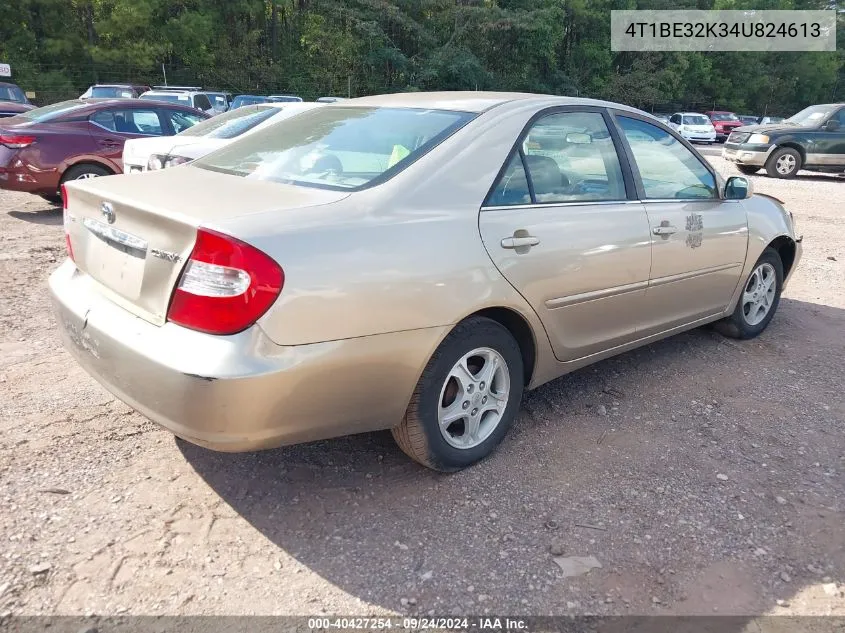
left=49, top=261, right=446, bottom=451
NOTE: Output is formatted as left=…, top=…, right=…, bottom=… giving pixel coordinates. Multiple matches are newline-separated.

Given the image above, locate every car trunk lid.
left=64, top=166, right=350, bottom=326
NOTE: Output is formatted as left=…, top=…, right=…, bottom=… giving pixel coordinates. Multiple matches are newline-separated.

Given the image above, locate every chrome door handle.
left=501, top=236, right=540, bottom=249
left=652, top=226, right=677, bottom=236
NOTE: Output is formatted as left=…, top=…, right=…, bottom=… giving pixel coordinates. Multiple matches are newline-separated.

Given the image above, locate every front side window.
left=670, top=114, right=681, bottom=124
left=618, top=116, right=716, bottom=200
left=193, top=106, right=475, bottom=190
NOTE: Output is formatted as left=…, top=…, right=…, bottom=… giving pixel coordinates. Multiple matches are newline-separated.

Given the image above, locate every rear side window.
left=618, top=116, right=716, bottom=200
left=91, top=109, right=163, bottom=135
left=193, top=106, right=475, bottom=190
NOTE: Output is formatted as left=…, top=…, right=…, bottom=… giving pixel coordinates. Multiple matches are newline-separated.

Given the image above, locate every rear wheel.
left=737, top=164, right=759, bottom=175
left=765, top=147, right=801, bottom=179
left=392, top=317, right=524, bottom=471
left=715, top=247, right=783, bottom=339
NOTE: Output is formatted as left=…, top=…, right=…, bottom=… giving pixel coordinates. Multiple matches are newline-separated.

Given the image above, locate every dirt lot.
left=1, top=157, right=844, bottom=621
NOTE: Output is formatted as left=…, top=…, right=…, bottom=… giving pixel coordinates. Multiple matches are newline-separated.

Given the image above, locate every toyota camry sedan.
left=51, top=92, right=802, bottom=471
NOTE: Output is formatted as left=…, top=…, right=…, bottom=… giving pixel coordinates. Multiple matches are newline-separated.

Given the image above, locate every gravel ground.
left=1, top=157, right=844, bottom=620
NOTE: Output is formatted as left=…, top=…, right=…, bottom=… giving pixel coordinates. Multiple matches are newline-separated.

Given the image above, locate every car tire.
left=62, top=163, right=112, bottom=183
left=714, top=247, right=783, bottom=340
left=39, top=193, right=62, bottom=206
left=392, top=317, right=524, bottom=472
left=737, top=165, right=759, bottom=175
left=765, top=147, right=801, bottom=179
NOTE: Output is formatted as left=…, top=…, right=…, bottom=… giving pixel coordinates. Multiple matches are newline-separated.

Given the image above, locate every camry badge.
left=100, top=201, right=116, bottom=224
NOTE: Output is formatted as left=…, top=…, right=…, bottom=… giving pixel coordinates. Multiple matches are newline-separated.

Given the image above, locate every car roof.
left=340, top=91, right=648, bottom=115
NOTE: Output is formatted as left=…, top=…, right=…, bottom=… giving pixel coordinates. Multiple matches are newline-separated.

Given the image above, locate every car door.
left=89, top=107, right=167, bottom=170
left=614, top=114, right=748, bottom=335
left=808, top=107, right=845, bottom=168
left=478, top=108, right=652, bottom=362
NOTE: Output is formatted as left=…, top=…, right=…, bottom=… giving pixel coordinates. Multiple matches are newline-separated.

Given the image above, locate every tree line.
left=1, top=0, right=842, bottom=116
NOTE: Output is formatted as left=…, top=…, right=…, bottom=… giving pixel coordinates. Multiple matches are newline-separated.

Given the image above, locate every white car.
left=122, top=102, right=321, bottom=173
left=668, top=112, right=717, bottom=144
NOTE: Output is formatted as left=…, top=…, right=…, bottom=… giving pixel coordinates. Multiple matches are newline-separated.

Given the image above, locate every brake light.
left=61, top=184, right=74, bottom=262
left=0, top=134, right=36, bottom=149
left=167, top=228, right=284, bottom=335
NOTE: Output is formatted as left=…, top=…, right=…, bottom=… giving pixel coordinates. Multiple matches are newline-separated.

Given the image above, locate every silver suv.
left=138, top=86, right=218, bottom=114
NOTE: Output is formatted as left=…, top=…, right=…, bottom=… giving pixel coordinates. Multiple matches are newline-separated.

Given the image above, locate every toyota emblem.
left=100, top=201, right=115, bottom=224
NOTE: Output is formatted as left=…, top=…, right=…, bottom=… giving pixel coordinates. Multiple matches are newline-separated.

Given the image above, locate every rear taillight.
left=167, top=228, right=284, bottom=335
left=61, top=184, right=74, bottom=262
left=0, top=134, right=35, bottom=149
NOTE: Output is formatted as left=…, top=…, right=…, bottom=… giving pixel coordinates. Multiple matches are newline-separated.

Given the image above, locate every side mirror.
left=824, top=119, right=841, bottom=131
left=725, top=176, right=753, bottom=200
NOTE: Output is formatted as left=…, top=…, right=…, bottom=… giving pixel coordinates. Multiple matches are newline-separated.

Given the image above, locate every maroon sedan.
left=0, top=81, right=34, bottom=118
left=0, top=98, right=208, bottom=202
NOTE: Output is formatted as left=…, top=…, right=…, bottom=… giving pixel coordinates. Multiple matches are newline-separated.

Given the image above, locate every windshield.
left=682, top=115, right=710, bottom=125
left=232, top=96, right=268, bottom=108
left=179, top=105, right=279, bottom=139
left=91, top=86, right=134, bottom=98
left=786, top=105, right=835, bottom=126
left=194, top=106, right=475, bottom=190
left=18, top=100, right=89, bottom=122
left=0, top=85, right=26, bottom=103
left=709, top=113, right=738, bottom=121
left=140, top=93, right=190, bottom=104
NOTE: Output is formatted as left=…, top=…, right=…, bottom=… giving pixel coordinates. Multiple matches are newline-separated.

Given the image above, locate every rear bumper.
left=49, top=261, right=445, bottom=451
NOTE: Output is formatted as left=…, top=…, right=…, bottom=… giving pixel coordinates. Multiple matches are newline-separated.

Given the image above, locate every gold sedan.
left=50, top=92, right=802, bottom=470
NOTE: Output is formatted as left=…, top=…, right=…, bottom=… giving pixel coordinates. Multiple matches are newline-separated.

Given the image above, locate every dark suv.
left=722, top=103, right=845, bottom=178
left=0, top=81, right=34, bottom=118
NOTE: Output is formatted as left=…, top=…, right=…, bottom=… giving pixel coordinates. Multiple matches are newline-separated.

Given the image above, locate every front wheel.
left=715, top=247, right=783, bottom=339
left=765, top=147, right=801, bottom=179
left=392, top=317, right=524, bottom=471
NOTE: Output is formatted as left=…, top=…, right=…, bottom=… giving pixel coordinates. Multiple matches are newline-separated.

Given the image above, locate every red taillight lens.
left=61, top=184, right=74, bottom=262
left=167, top=228, right=284, bottom=335
left=0, top=134, right=36, bottom=149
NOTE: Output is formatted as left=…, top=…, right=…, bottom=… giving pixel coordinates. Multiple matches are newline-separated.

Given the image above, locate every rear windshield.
left=709, top=113, right=738, bottom=121
left=17, top=100, right=89, bottom=122
left=683, top=115, right=710, bottom=125
left=193, top=106, right=475, bottom=190
left=91, top=86, right=134, bottom=98
left=0, top=85, right=26, bottom=103
left=140, top=93, right=190, bottom=104
left=179, top=105, right=278, bottom=139
left=232, top=96, right=269, bottom=108
left=270, top=95, right=303, bottom=102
